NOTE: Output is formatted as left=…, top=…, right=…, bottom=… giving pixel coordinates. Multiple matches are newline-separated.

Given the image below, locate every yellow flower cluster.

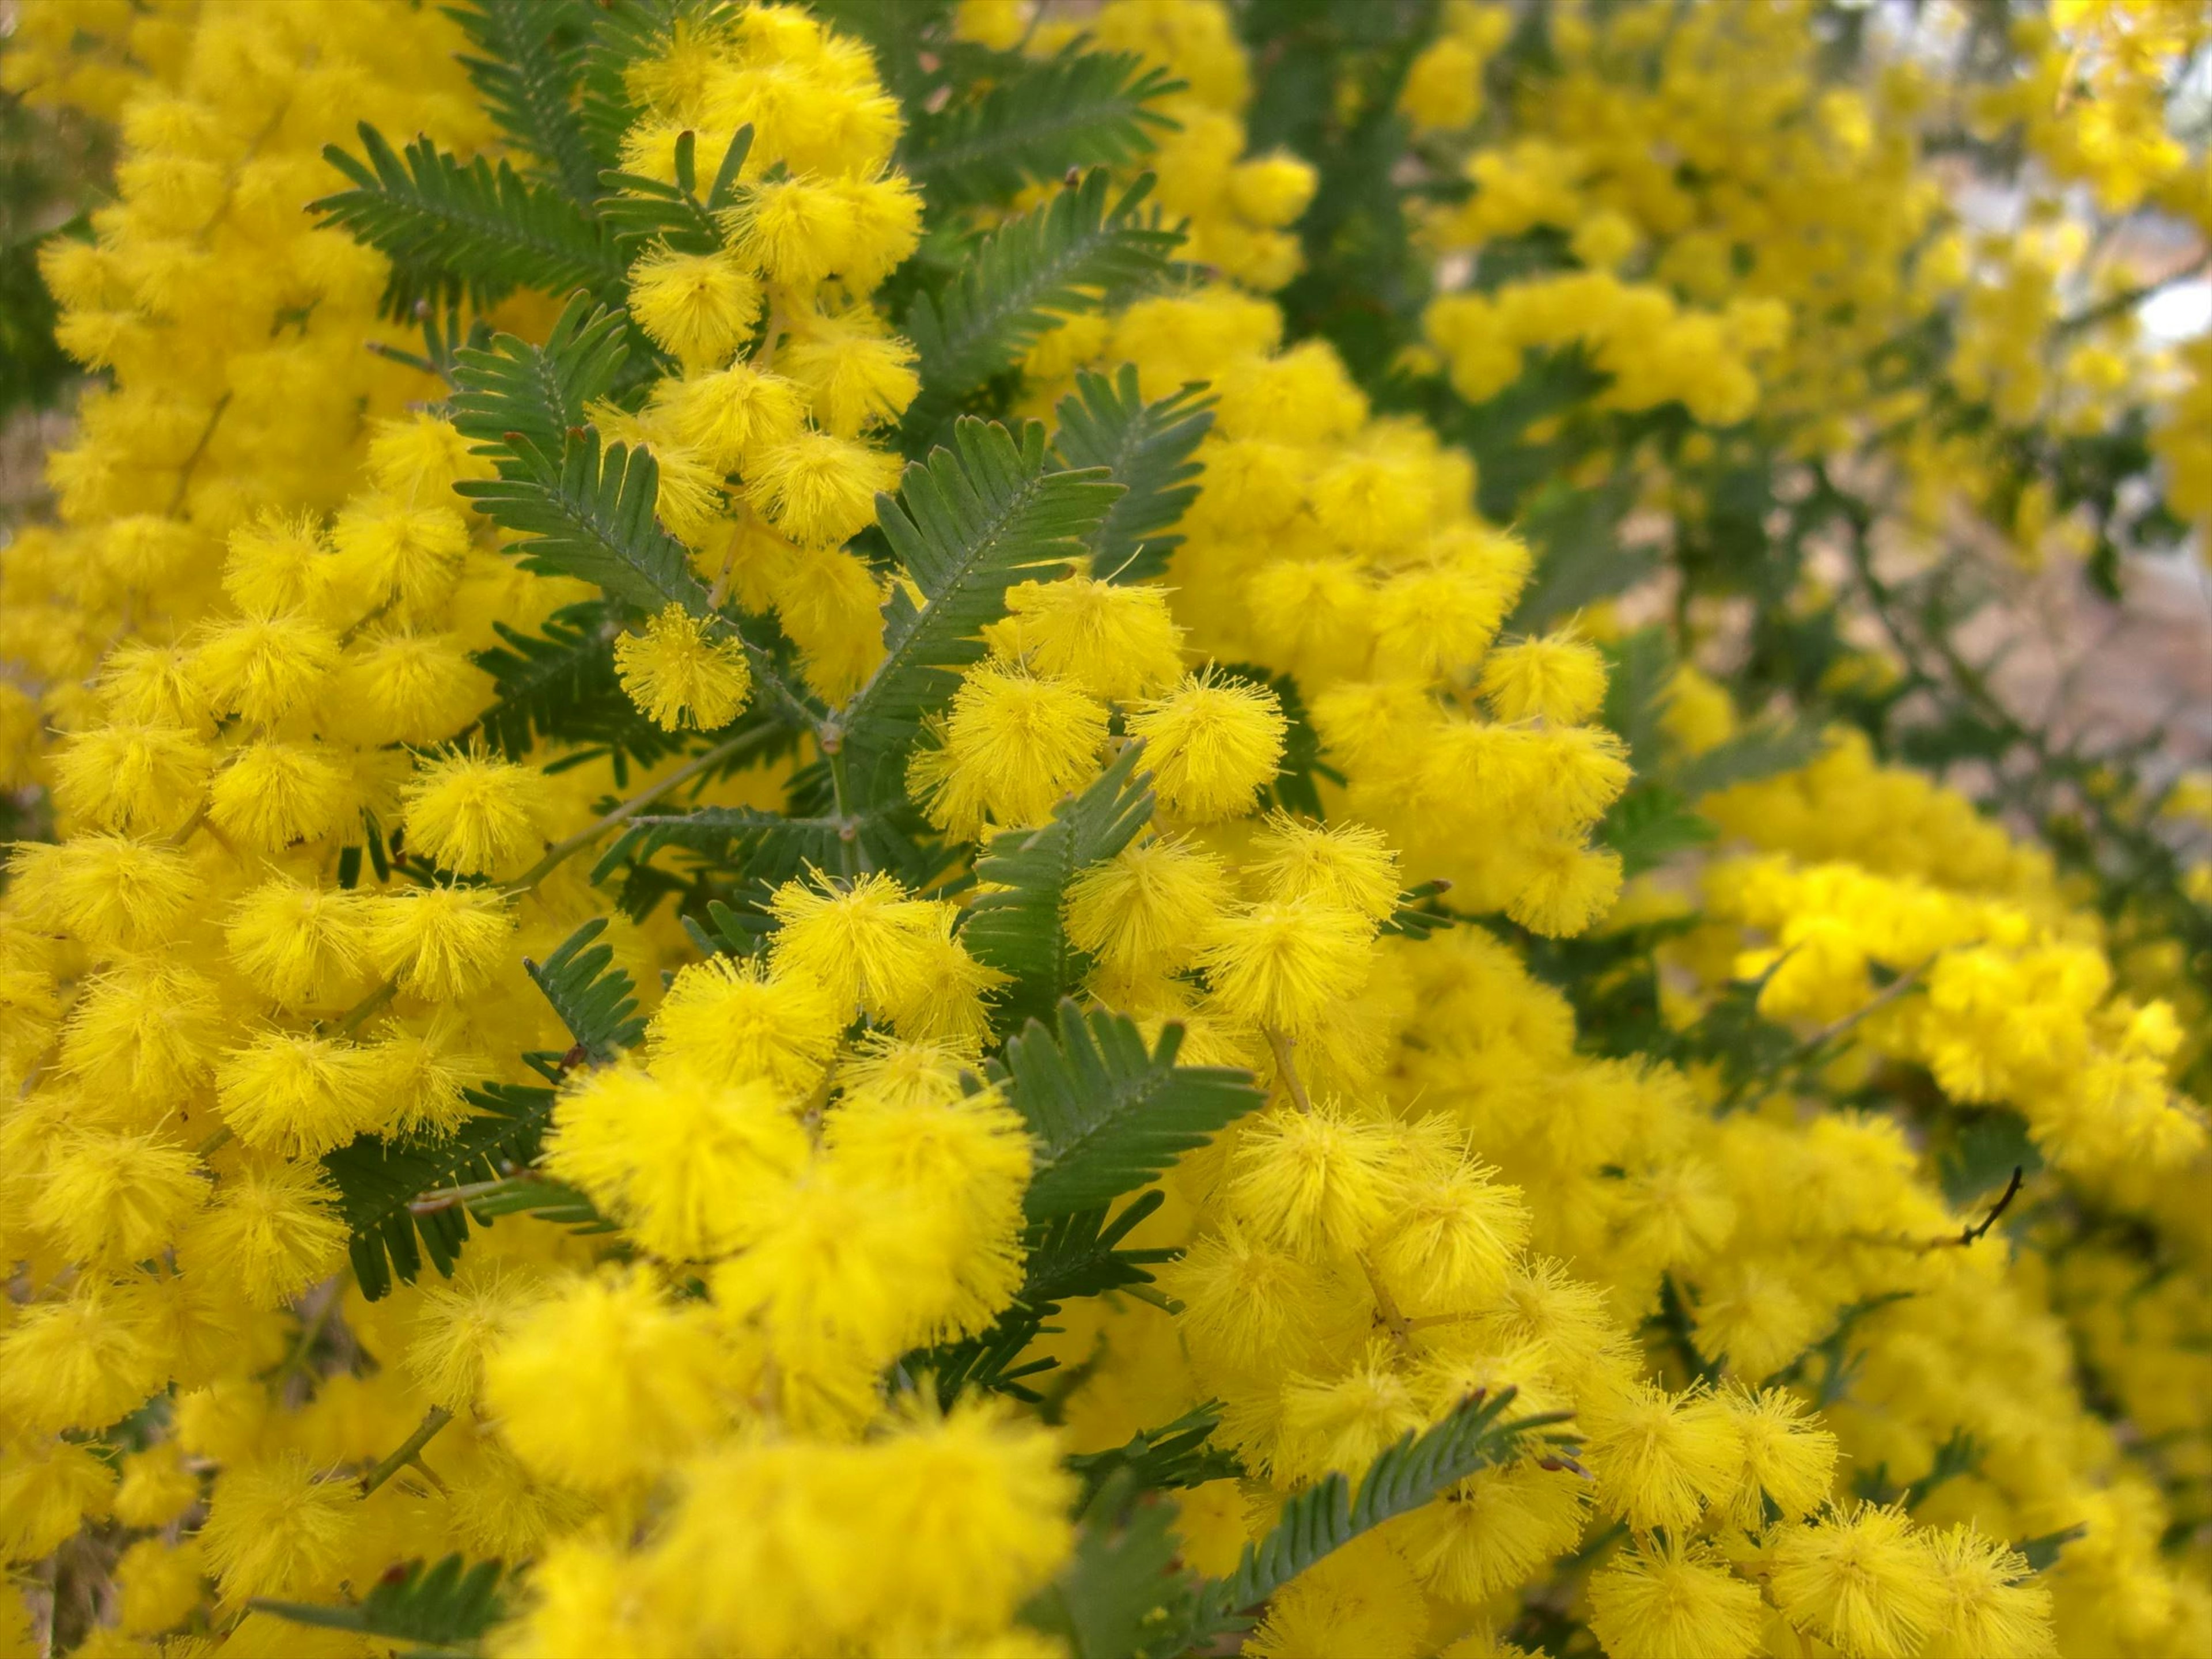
left=1, top=2, right=2207, bottom=1658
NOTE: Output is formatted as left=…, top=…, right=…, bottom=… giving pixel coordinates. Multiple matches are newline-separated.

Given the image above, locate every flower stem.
left=359, top=1406, right=454, bottom=1498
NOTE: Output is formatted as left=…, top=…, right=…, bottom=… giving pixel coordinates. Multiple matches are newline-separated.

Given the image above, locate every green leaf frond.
left=448, top=293, right=631, bottom=463
left=963, top=741, right=1156, bottom=1025
left=903, top=46, right=1184, bottom=212
left=907, top=1189, right=1176, bottom=1404
left=448, top=0, right=602, bottom=211
left=470, top=601, right=687, bottom=775
left=1132, top=1389, right=1571, bottom=1657
left=838, top=417, right=1122, bottom=786
left=999, top=1000, right=1263, bottom=1221
left=1051, top=365, right=1214, bottom=582
left=321, top=1082, right=558, bottom=1301
left=312, top=123, right=622, bottom=317
left=463, top=429, right=711, bottom=616
left=902, top=169, right=1179, bottom=430
left=256, top=1554, right=507, bottom=1650
left=523, top=916, right=646, bottom=1065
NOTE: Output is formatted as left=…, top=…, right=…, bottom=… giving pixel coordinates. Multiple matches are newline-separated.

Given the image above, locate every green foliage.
left=1672, top=718, right=1828, bottom=799
left=902, top=169, right=1178, bottom=429
left=999, top=1001, right=1262, bottom=1221
left=448, top=293, right=631, bottom=465
left=464, top=430, right=710, bottom=616
left=1066, top=1403, right=1241, bottom=1505
left=1601, top=783, right=1718, bottom=878
left=1023, top=1475, right=1187, bottom=1659
left=314, top=123, right=619, bottom=315
left=839, top=418, right=1121, bottom=781
left=524, top=918, right=646, bottom=1064
left=1050, top=366, right=1215, bottom=581
left=471, top=601, right=685, bottom=774
left=595, top=125, right=753, bottom=253
left=322, top=1082, right=558, bottom=1301
left=256, top=1554, right=507, bottom=1653
left=963, top=743, right=1156, bottom=1025
left=448, top=0, right=601, bottom=210
left=915, top=1190, right=1176, bottom=1403
left=903, top=46, right=1182, bottom=211
left=1141, top=1389, right=1561, bottom=1657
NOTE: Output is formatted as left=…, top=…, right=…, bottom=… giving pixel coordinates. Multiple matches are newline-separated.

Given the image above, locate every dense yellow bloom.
left=613, top=603, right=754, bottom=732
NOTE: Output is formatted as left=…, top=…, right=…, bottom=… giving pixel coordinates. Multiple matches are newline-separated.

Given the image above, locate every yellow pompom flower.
left=214, top=1031, right=383, bottom=1157
left=647, top=955, right=843, bottom=1097
left=482, top=1271, right=727, bottom=1491
left=989, top=575, right=1188, bottom=703
left=1505, top=835, right=1623, bottom=938
left=1579, top=1382, right=1741, bottom=1533
left=368, top=885, right=516, bottom=1000
left=747, top=429, right=901, bottom=546
left=9, top=834, right=201, bottom=956
left=546, top=1066, right=810, bottom=1261
left=0, top=1285, right=164, bottom=1435
left=112, top=1442, right=199, bottom=1529
left=1768, top=1503, right=1946, bottom=1659
left=781, top=305, right=921, bottom=436
left=1226, top=1099, right=1404, bottom=1257
left=1479, top=632, right=1609, bottom=724
left=400, top=751, right=557, bottom=878
left=613, top=604, right=753, bottom=732
left=28, top=1130, right=206, bottom=1264
left=653, top=362, right=806, bottom=472
left=628, top=244, right=762, bottom=370
left=1719, top=1385, right=1839, bottom=1524
left=175, top=1160, right=349, bottom=1311
left=50, top=721, right=213, bottom=836
left=1245, top=813, right=1402, bottom=922
left=199, top=1452, right=364, bottom=1604
left=209, top=739, right=353, bottom=853
left=1127, top=669, right=1286, bottom=823
left=1918, top=1525, right=2057, bottom=1659
left=405, top=1260, right=546, bottom=1413
left=115, top=1536, right=207, bottom=1635
left=1063, top=834, right=1231, bottom=981
left=914, top=664, right=1107, bottom=838
left=0, top=1441, right=114, bottom=1565
left=190, top=610, right=342, bottom=728
left=1586, top=1538, right=1766, bottom=1659
left=768, top=870, right=944, bottom=1021
left=1200, top=896, right=1374, bottom=1035
left=224, top=876, right=373, bottom=1008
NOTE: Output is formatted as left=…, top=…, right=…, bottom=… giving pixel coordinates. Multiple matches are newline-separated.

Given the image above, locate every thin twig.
left=359, top=1406, right=454, bottom=1498
left=502, top=724, right=779, bottom=894
left=1263, top=1026, right=1313, bottom=1113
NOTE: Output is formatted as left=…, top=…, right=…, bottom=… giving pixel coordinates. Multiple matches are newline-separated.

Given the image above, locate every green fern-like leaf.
left=313, top=124, right=621, bottom=315
left=838, top=418, right=1122, bottom=787
left=1671, top=718, right=1827, bottom=798
left=461, top=429, right=712, bottom=616
left=255, top=1554, right=506, bottom=1649
left=1066, top=1403, right=1241, bottom=1504
left=910, top=1189, right=1175, bottom=1403
left=1134, top=1391, right=1563, bottom=1657
left=903, top=47, right=1182, bottom=210
left=574, top=0, right=689, bottom=173
left=524, top=918, right=646, bottom=1062
left=962, top=741, right=1155, bottom=1024
left=448, top=0, right=602, bottom=211
left=471, top=602, right=685, bottom=772
left=448, top=293, right=631, bottom=466
left=998, top=1001, right=1262, bottom=1220
left=903, top=170, right=1177, bottom=426
left=321, top=1082, right=558, bottom=1301
left=1051, top=365, right=1214, bottom=580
